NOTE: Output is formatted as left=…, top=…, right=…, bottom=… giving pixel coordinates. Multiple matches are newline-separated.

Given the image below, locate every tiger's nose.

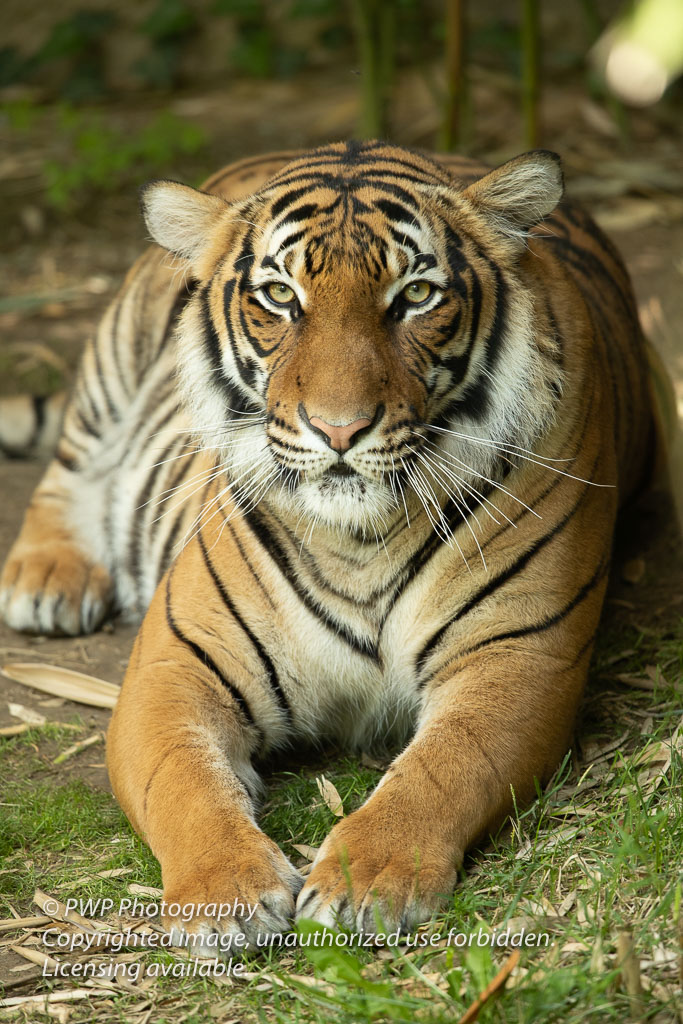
left=306, top=412, right=372, bottom=452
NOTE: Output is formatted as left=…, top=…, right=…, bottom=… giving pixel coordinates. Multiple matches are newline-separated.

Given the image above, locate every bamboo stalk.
left=351, top=0, right=378, bottom=137
left=440, top=0, right=465, bottom=150
left=578, top=0, right=631, bottom=142
left=350, top=0, right=395, bottom=139
left=377, top=0, right=396, bottom=137
left=520, top=0, right=540, bottom=147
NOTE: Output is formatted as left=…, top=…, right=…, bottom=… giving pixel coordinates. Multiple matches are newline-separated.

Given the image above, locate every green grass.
left=0, top=725, right=161, bottom=910
left=1, top=622, right=681, bottom=1022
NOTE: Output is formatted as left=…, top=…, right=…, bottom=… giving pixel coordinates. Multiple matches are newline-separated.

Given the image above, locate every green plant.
left=213, top=0, right=277, bottom=77
left=134, top=0, right=199, bottom=89
left=41, top=106, right=206, bottom=210
left=33, top=10, right=118, bottom=101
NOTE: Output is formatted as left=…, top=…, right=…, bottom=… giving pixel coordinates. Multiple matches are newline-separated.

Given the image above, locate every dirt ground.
left=1, top=67, right=682, bottom=787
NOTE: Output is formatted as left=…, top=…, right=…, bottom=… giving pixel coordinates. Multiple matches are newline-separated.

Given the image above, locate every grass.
left=1, top=620, right=681, bottom=1022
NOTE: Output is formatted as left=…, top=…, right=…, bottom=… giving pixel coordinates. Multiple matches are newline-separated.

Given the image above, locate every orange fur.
left=2, top=143, right=655, bottom=945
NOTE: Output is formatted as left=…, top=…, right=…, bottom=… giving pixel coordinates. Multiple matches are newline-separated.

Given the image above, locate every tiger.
left=0, top=140, right=659, bottom=950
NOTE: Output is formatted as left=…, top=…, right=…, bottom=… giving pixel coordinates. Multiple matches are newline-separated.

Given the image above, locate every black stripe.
left=158, top=508, right=185, bottom=576
left=378, top=482, right=491, bottom=631
left=374, top=198, right=418, bottom=224
left=76, top=408, right=102, bottom=441
left=54, top=447, right=80, bottom=472
left=198, top=528, right=292, bottom=722
left=566, top=625, right=599, bottom=671
left=32, top=395, right=46, bottom=438
left=244, top=508, right=379, bottom=660
left=388, top=226, right=420, bottom=253
left=92, top=332, right=120, bottom=423
left=278, top=228, right=306, bottom=252
left=270, top=186, right=311, bottom=220
left=416, top=452, right=600, bottom=674
left=453, top=555, right=609, bottom=661
left=108, top=297, right=130, bottom=401
left=128, top=425, right=182, bottom=595
left=275, top=203, right=319, bottom=229
left=222, top=517, right=276, bottom=609
left=164, top=569, right=259, bottom=734
left=201, top=285, right=224, bottom=378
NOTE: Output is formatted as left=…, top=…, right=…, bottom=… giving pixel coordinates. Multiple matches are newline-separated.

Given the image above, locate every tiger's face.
left=142, top=142, right=564, bottom=536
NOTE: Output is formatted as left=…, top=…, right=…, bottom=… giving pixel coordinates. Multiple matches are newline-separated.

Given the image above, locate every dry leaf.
left=2, top=663, right=120, bottom=709
left=0, top=989, right=115, bottom=1009
left=43, top=1006, right=71, bottom=1024
left=55, top=867, right=133, bottom=890
left=616, top=674, right=657, bottom=691
left=557, top=891, right=577, bottom=917
left=360, top=752, right=386, bottom=770
left=8, top=703, right=46, bottom=726
left=582, top=731, right=628, bottom=763
left=127, top=884, right=163, bottom=898
left=515, top=839, right=533, bottom=861
left=0, top=723, right=30, bottom=738
left=290, top=843, right=319, bottom=862
left=645, top=665, right=672, bottom=688
left=316, top=775, right=344, bottom=816
left=10, top=945, right=58, bottom=972
left=33, top=889, right=110, bottom=931
left=561, top=941, right=591, bottom=953
left=601, top=649, right=637, bottom=667
left=0, top=916, right=51, bottom=933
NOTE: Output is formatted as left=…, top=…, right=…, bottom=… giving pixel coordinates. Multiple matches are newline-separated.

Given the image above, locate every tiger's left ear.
left=462, top=150, right=564, bottom=241
left=139, top=179, right=233, bottom=271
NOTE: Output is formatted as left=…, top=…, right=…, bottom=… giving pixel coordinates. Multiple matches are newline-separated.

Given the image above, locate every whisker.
left=407, top=450, right=472, bottom=572
left=422, top=443, right=543, bottom=519
left=418, top=436, right=517, bottom=529
left=422, top=423, right=611, bottom=488
left=415, top=448, right=487, bottom=571
left=401, top=457, right=455, bottom=553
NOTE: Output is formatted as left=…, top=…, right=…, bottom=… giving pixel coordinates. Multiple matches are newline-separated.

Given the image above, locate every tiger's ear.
left=139, top=180, right=231, bottom=267
left=462, top=150, right=563, bottom=241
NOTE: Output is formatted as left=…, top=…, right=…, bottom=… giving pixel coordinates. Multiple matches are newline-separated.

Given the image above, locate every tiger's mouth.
left=325, top=463, right=356, bottom=478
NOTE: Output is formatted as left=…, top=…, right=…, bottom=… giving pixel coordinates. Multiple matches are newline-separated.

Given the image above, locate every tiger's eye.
left=403, top=281, right=433, bottom=304
left=266, top=282, right=295, bottom=304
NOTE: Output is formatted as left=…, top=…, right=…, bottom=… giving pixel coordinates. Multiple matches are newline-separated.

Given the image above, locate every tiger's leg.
left=296, top=582, right=607, bottom=932
left=107, top=536, right=302, bottom=951
left=0, top=459, right=114, bottom=635
left=0, top=249, right=185, bottom=635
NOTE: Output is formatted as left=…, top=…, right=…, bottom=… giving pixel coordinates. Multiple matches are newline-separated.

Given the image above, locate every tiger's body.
left=0, top=142, right=654, bottom=945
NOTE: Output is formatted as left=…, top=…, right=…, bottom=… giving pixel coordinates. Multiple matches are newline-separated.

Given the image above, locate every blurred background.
left=0, top=0, right=681, bottom=741
left=0, top=0, right=682, bottom=415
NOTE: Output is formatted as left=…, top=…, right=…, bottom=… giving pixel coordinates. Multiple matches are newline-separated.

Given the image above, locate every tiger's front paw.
left=161, top=834, right=304, bottom=957
left=0, top=543, right=112, bottom=635
left=295, top=808, right=458, bottom=934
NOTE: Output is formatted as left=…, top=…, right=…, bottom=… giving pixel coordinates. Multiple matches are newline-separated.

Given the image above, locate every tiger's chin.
left=274, top=472, right=399, bottom=537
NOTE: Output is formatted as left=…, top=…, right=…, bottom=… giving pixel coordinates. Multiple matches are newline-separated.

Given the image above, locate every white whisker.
left=422, top=423, right=612, bottom=488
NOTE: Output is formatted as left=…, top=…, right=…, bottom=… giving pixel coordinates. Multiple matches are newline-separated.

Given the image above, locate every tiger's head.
left=141, top=141, right=564, bottom=537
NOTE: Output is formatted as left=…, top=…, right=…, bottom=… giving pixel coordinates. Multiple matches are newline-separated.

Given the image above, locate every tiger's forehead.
left=248, top=176, right=445, bottom=283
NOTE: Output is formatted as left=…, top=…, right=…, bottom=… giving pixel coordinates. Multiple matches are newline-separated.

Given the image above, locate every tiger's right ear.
left=139, top=180, right=231, bottom=268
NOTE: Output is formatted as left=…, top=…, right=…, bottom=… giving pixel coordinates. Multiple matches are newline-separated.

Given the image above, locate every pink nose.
left=308, top=415, right=372, bottom=452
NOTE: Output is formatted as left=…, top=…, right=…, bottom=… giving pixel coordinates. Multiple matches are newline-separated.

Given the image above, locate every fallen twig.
left=457, top=950, right=521, bottom=1024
